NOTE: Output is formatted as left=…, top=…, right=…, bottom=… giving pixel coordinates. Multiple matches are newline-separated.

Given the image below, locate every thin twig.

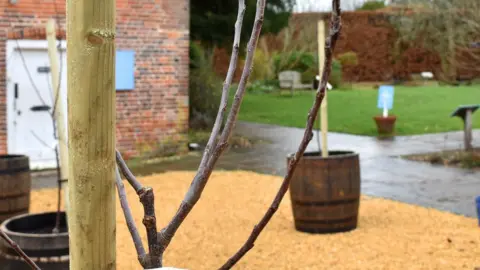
left=45, top=72, right=54, bottom=104
left=215, top=0, right=265, bottom=152
left=115, top=167, right=147, bottom=267
left=0, top=230, right=41, bottom=270
left=197, top=0, right=246, bottom=171
left=220, top=1, right=342, bottom=268
left=157, top=0, right=267, bottom=253
left=116, top=149, right=143, bottom=192
left=30, top=130, right=54, bottom=150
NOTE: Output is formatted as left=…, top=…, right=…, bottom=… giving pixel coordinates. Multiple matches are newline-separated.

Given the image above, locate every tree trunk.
left=67, top=0, right=117, bottom=269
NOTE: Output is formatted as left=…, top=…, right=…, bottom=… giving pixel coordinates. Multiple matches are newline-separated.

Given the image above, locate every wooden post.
left=318, top=20, right=328, bottom=158
left=67, top=0, right=116, bottom=269
left=290, top=80, right=294, bottom=97
left=464, top=109, right=473, bottom=151
left=46, top=19, right=69, bottom=214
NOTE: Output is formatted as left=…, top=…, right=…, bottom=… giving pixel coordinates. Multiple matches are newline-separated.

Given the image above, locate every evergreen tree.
left=191, top=0, right=294, bottom=50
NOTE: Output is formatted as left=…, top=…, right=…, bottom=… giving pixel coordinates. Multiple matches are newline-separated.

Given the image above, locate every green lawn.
left=233, top=85, right=480, bottom=136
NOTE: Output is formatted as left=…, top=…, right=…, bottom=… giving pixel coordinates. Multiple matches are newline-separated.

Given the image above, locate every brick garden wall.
left=288, top=11, right=441, bottom=82
left=214, top=11, right=479, bottom=82
left=0, top=0, right=190, bottom=160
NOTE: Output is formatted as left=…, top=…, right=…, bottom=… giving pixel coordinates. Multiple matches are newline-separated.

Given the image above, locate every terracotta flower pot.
left=373, top=115, right=397, bottom=136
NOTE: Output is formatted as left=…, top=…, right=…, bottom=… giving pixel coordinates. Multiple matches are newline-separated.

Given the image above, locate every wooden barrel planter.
left=0, top=155, right=31, bottom=224
left=288, top=151, right=361, bottom=234
left=0, top=211, right=69, bottom=270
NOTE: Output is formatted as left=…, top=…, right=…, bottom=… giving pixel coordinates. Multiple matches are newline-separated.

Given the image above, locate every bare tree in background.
left=391, top=0, right=480, bottom=82
left=294, top=0, right=364, bottom=12
left=2, top=0, right=343, bottom=269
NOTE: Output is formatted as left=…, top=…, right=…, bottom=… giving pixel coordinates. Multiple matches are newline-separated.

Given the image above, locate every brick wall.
left=0, top=0, right=190, bottom=160
left=288, top=11, right=442, bottom=82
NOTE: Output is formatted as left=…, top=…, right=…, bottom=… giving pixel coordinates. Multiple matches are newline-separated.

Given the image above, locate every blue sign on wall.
left=377, top=85, right=394, bottom=110
left=116, top=50, right=135, bottom=90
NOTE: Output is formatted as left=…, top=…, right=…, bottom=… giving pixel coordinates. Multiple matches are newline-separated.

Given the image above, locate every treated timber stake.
left=318, top=20, right=328, bottom=158
left=67, top=0, right=117, bottom=268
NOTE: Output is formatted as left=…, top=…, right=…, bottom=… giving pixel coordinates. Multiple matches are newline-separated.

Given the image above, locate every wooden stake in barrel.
left=67, top=0, right=116, bottom=268
left=318, top=20, right=328, bottom=158
left=288, top=151, right=361, bottom=233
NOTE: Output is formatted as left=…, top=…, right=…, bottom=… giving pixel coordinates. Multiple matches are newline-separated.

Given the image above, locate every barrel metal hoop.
left=0, top=167, right=30, bottom=175
left=295, top=216, right=357, bottom=225
left=0, top=193, right=29, bottom=200
left=292, top=198, right=359, bottom=207
left=0, top=250, right=69, bottom=262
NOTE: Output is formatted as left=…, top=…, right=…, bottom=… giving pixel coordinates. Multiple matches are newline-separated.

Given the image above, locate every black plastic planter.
left=0, top=211, right=69, bottom=270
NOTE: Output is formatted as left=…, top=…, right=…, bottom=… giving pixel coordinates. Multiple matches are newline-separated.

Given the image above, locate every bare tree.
left=115, top=0, right=342, bottom=268
left=2, top=0, right=343, bottom=269
left=391, top=0, right=480, bottom=82
left=294, top=0, right=363, bottom=12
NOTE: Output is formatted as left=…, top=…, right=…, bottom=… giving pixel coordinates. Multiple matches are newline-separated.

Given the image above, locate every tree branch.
left=157, top=0, right=267, bottom=252
left=220, top=1, right=342, bottom=269
left=115, top=0, right=337, bottom=269
left=115, top=167, right=147, bottom=267
left=116, top=149, right=143, bottom=192
left=0, top=230, right=41, bottom=270
left=138, top=186, right=161, bottom=267
left=197, top=0, right=246, bottom=172
left=116, top=150, right=161, bottom=268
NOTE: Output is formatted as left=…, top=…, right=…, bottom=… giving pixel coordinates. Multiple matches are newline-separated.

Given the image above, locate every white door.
left=6, top=40, right=68, bottom=170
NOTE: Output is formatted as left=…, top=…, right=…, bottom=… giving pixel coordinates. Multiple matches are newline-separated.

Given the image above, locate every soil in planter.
left=20, top=224, right=68, bottom=234
left=29, top=171, right=480, bottom=270
left=404, top=148, right=480, bottom=170
left=5, top=212, right=69, bottom=234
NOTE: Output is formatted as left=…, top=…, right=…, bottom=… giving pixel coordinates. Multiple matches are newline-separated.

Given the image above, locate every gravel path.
left=31, top=171, right=480, bottom=270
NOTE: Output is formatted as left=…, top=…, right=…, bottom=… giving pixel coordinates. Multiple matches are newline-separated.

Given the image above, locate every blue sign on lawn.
left=377, top=85, right=394, bottom=110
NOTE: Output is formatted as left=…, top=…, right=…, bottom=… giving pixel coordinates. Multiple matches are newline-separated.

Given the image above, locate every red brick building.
left=0, top=0, right=190, bottom=169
